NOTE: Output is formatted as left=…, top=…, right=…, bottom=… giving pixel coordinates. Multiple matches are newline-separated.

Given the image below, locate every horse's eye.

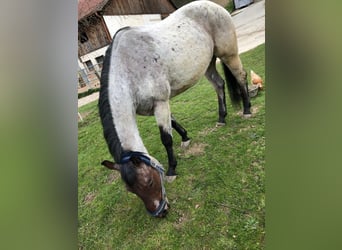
left=148, top=179, right=153, bottom=187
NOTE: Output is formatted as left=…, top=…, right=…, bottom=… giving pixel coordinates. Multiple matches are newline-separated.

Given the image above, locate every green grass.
left=225, top=0, right=235, bottom=13
left=78, top=44, right=265, bottom=249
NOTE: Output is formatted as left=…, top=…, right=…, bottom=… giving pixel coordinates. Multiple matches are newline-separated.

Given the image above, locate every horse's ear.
left=101, top=160, right=120, bottom=171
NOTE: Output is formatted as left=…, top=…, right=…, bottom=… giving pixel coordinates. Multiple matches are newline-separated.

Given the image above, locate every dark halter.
left=120, top=151, right=167, bottom=217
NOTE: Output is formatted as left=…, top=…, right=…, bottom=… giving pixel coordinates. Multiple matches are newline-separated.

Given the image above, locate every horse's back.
left=109, top=0, right=238, bottom=99
left=111, top=24, right=212, bottom=98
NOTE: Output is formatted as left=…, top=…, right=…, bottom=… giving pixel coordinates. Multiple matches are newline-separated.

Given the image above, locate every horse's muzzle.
left=160, top=202, right=170, bottom=218
left=148, top=199, right=169, bottom=218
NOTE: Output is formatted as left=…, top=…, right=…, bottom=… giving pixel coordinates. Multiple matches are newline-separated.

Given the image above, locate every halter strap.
left=120, top=151, right=167, bottom=217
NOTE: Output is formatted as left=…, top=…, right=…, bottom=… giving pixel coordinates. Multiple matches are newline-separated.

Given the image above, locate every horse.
left=99, top=0, right=251, bottom=218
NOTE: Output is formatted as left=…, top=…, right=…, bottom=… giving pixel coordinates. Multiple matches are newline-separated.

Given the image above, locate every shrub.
left=78, top=87, right=100, bottom=99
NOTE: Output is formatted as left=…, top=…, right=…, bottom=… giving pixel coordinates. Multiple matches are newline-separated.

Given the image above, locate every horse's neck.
left=108, top=86, right=147, bottom=154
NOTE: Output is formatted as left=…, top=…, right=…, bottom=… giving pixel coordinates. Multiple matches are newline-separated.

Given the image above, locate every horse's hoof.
left=181, top=140, right=191, bottom=148
left=165, top=175, right=177, bottom=183
left=216, top=122, right=226, bottom=127
left=243, top=113, right=252, bottom=118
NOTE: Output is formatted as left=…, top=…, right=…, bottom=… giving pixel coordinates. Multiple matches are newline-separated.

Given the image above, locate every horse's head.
left=101, top=153, right=169, bottom=218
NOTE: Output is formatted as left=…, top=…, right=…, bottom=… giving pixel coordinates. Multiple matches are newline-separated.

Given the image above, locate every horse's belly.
left=168, top=54, right=211, bottom=98
left=170, top=78, right=200, bottom=97
left=135, top=96, right=155, bottom=116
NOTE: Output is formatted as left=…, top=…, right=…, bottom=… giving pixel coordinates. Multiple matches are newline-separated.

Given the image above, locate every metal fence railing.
left=78, top=62, right=103, bottom=93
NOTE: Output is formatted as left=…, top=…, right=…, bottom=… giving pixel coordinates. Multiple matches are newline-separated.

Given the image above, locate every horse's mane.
left=98, top=27, right=131, bottom=162
left=121, top=155, right=148, bottom=187
left=120, top=161, right=137, bottom=187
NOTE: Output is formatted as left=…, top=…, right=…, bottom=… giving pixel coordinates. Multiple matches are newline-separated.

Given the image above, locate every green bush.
left=78, top=87, right=100, bottom=99
left=225, top=0, right=235, bottom=13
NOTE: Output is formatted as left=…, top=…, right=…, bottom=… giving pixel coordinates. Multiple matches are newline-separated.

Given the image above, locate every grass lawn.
left=78, top=44, right=265, bottom=249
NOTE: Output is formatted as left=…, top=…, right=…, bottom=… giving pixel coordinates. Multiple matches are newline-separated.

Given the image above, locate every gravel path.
left=233, top=0, right=265, bottom=54
left=78, top=92, right=99, bottom=108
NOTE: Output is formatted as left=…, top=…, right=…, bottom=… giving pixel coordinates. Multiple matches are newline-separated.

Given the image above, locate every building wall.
left=102, top=0, right=175, bottom=15
left=103, top=14, right=161, bottom=37
left=79, top=14, right=161, bottom=73
left=79, top=46, right=108, bottom=70
left=78, top=15, right=111, bottom=57
left=170, top=0, right=229, bottom=8
left=211, top=0, right=230, bottom=7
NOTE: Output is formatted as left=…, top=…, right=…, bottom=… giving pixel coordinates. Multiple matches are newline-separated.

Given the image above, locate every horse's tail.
left=221, top=62, right=241, bottom=107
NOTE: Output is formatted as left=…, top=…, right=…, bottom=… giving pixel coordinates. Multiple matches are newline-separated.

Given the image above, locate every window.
left=85, top=60, right=94, bottom=72
left=95, top=55, right=104, bottom=70
left=95, top=55, right=104, bottom=64
left=80, top=32, right=88, bottom=43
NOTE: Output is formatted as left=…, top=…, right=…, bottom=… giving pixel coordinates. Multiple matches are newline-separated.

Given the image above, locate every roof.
left=78, top=0, right=109, bottom=21
left=78, top=0, right=190, bottom=21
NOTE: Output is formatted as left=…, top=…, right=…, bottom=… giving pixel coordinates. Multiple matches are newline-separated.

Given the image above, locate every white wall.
left=79, top=14, right=161, bottom=71
left=79, top=46, right=108, bottom=71
left=104, top=14, right=161, bottom=37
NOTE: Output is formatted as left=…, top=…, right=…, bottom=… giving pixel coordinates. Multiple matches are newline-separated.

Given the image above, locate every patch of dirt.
left=174, top=212, right=190, bottom=230
left=84, top=192, right=97, bottom=204
left=107, top=172, right=120, bottom=184
left=237, top=104, right=261, bottom=117
left=198, top=126, right=219, bottom=136
left=238, top=125, right=256, bottom=133
left=182, top=143, right=208, bottom=156
left=251, top=105, right=261, bottom=113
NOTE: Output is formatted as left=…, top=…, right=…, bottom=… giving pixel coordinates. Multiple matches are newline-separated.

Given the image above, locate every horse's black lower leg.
left=241, top=88, right=251, bottom=115
left=205, top=56, right=227, bottom=124
left=171, top=115, right=190, bottom=143
left=159, top=127, right=177, bottom=177
left=239, top=70, right=252, bottom=115
left=217, top=92, right=227, bottom=123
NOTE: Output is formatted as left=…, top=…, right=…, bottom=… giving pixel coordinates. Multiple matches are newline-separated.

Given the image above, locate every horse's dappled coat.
left=98, top=1, right=251, bottom=217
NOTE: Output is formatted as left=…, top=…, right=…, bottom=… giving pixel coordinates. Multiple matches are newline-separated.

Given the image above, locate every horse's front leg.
left=171, top=114, right=191, bottom=148
left=154, top=101, right=177, bottom=182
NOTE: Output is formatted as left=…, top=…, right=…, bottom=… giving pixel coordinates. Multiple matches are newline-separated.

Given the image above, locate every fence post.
left=79, top=68, right=90, bottom=88
left=78, top=112, right=83, bottom=122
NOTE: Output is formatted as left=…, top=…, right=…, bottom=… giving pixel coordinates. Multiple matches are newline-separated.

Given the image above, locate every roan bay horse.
left=99, top=1, right=251, bottom=218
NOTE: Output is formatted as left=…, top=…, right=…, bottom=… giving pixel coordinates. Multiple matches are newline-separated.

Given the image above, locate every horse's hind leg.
left=221, top=55, right=251, bottom=116
left=205, top=56, right=227, bottom=124
left=171, top=114, right=191, bottom=148
left=154, top=101, right=177, bottom=181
